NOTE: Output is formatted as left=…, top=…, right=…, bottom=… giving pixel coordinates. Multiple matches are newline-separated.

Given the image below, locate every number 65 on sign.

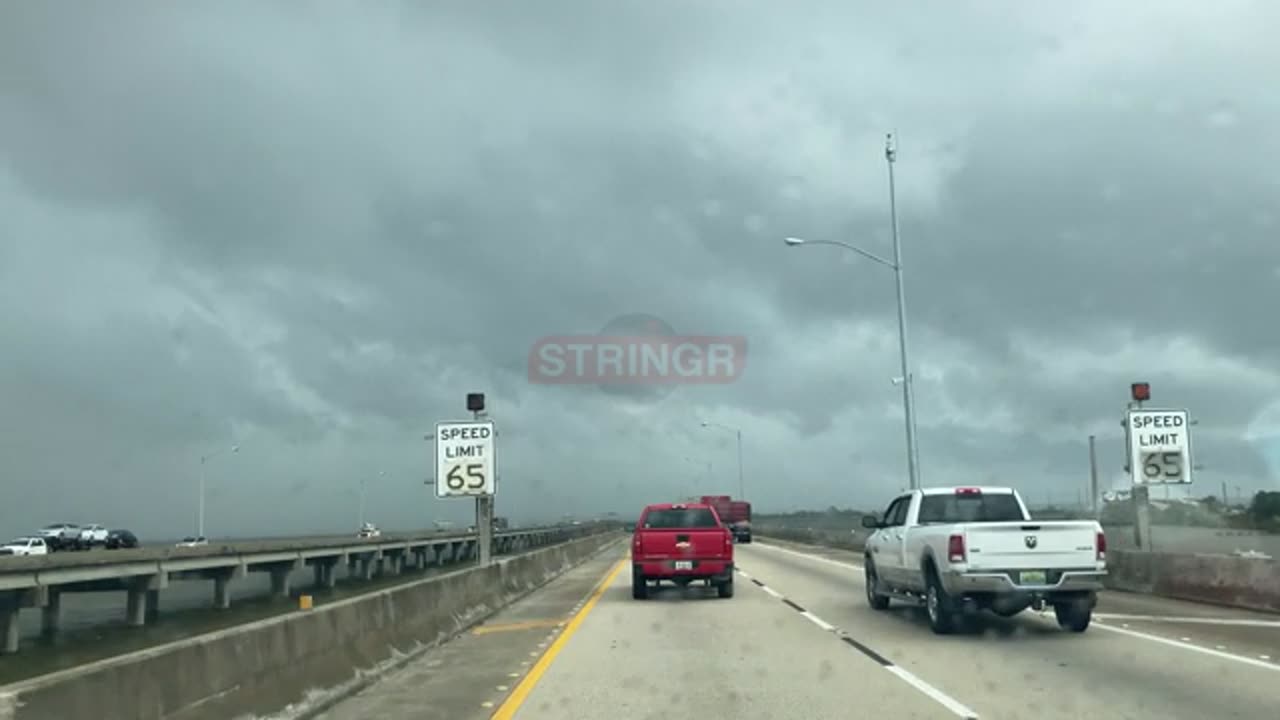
left=435, top=420, right=496, bottom=497
left=1127, top=409, right=1192, bottom=486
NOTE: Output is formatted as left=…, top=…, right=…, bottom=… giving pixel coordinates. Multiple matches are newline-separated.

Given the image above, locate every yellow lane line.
left=472, top=619, right=567, bottom=635
left=490, top=555, right=628, bottom=719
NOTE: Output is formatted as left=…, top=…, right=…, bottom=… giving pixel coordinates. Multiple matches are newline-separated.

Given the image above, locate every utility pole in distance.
left=1088, top=435, right=1099, bottom=517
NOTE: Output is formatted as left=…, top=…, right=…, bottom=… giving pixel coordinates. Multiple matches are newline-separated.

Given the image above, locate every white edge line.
left=760, top=585, right=784, bottom=599
left=1093, top=623, right=1280, bottom=671
left=754, top=540, right=863, bottom=571
left=800, top=610, right=836, bottom=632
left=885, top=665, right=980, bottom=719
left=1094, top=614, right=1280, bottom=627
left=736, top=569, right=753, bottom=579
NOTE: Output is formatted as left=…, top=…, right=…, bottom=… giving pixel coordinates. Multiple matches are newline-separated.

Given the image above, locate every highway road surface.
left=317, top=539, right=1280, bottom=720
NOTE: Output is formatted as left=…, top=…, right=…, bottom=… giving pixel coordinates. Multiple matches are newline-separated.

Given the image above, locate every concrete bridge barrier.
left=1102, top=549, right=1280, bottom=614
left=0, top=529, right=624, bottom=720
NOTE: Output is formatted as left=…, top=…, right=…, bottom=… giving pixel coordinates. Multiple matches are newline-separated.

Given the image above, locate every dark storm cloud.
left=3, top=1, right=1279, bottom=538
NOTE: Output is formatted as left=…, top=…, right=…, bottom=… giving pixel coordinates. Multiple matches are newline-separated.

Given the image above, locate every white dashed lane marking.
left=738, top=566, right=979, bottom=719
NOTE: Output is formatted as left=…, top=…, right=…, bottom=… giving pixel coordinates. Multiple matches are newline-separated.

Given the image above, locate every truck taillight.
left=725, top=531, right=733, bottom=552
left=1096, top=531, right=1106, bottom=560
left=947, top=534, right=966, bottom=563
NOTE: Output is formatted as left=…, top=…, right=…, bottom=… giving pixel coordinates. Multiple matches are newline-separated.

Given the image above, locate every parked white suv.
left=79, top=524, right=109, bottom=548
left=37, top=523, right=81, bottom=551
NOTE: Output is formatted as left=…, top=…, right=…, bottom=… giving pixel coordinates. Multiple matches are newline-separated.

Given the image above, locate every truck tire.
left=864, top=560, right=891, bottom=610
left=924, top=567, right=958, bottom=635
left=717, top=575, right=734, bottom=599
left=1054, top=602, right=1092, bottom=632
left=631, top=568, right=648, bottom=600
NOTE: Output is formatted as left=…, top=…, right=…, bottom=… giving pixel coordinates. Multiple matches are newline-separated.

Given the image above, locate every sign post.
left=435, top=394, right=496, bottom=567
left=1121, top=381, right=1193, bottom=551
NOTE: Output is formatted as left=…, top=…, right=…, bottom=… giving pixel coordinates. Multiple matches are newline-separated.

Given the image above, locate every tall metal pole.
left=1088, top=435, right=1099, bottom=516
left=475, top=408, right=493, bottom=567
left=886, top=133, right=920, bottom=491
left=198, top=456, right=206, bottom=538
left=735, top=429, right=744, bottom=498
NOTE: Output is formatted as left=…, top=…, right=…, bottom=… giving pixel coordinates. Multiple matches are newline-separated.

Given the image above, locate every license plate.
left=674, top=561, right=693, bottom=570
left=1020, top=570, right=1047, bottom=585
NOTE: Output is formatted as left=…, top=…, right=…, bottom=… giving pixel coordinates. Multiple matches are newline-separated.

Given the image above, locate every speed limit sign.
left=435, top=420, right=496, bottom=497
left=1126, top=409, right=1192, bottom=486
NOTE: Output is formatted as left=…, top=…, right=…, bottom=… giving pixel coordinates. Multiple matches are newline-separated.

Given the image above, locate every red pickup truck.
left=631, top=502, right=735, bottom=600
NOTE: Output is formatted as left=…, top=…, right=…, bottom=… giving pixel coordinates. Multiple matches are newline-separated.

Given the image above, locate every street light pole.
left=700, top=421, right=745, bottom=498
left=781, top=133, right=921, bottom=490
left=885, top=134, right=920, bottom=491
left=736, top=429, right=743, bottom=497
left=198, top=445, right=239, bottom=538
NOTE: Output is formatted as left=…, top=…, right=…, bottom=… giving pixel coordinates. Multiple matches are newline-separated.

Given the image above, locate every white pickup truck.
left=861, top=486, right=1106, bottom=634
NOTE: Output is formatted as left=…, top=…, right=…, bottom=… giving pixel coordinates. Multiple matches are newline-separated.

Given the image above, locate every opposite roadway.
left=317, top=538, right=1280, bottom=720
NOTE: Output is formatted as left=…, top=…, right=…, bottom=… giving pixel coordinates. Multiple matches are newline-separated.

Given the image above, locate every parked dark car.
left=105, top=529, right=139, bottom=549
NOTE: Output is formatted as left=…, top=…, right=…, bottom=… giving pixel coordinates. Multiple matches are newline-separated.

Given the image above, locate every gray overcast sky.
left=3, top=1, right=1279, bottom=539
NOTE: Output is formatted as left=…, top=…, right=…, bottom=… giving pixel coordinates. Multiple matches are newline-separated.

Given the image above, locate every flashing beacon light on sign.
left=1130, top=382, right=1151, bottom=402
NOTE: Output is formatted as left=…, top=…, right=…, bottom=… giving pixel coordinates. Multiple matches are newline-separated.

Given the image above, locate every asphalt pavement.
left=317, top=539, right=1280, bottom=720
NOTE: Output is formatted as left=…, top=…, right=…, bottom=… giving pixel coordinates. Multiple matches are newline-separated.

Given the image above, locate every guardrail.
left=0, top=522, right=620, bottom=654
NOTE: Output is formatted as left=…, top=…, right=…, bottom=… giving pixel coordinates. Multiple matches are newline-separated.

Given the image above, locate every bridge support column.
left=126, top=586, right=146, bottom=627
left=270, top=568, right=292, bottom=598
left=146, top=590, right=160, bottom=622
left=214, top=574, right=233, bottom=609
left=313, top=563, right=324, bottom=587
left=42, top=589, right=61, bottom=636
left=360, top=556, right=375, bottom=581
left=323, top=563, right=338, bottom=589
left=1, top=593, right=19, bottom=654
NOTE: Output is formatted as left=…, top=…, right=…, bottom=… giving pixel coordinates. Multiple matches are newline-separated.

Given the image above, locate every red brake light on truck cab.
left=947, top=534, right=966, bottom=563
left=955, top=487, right=981, bottom=496
left=1096, top=531, right=1106, bottom=560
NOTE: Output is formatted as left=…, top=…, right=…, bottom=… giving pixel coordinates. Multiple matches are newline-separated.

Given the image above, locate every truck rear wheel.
left=631, top=568, right=648, bottom=600
left=925, top=569, right=958, bottom=635
left=717, top=575, right=734, bottom=599
left=1054, top=601, right=1091, bottom=632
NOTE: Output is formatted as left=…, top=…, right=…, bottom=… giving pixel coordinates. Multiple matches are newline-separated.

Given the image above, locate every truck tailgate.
left=638, top=529, right=726, bottom=559
left=963, top=522, right=1098, bottom=571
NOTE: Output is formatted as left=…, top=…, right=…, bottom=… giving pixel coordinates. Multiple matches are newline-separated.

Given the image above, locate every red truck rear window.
left=642, top=509, right=719, bottom=529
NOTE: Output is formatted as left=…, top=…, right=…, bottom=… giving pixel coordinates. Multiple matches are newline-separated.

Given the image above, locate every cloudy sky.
left=3, top=1, right=1278, bottom=539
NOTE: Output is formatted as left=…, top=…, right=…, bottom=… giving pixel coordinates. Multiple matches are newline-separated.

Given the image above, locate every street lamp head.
left=230, top=445, right=240, bottom=453
left=783, top=236, right=806, bottom=246
left=700, top=421, right=709, bottom=428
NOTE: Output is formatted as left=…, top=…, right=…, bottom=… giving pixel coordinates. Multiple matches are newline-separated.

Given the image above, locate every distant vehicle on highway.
left=36, top=523, right=82, bottom=551
left=862, top=486, right=1106, bottom=634
left=175, top=536, right=208, bottom=548
left=105, top=529, right=139, bottom=549
left=358, top=523, right=381, bottom=539
left=0, top=536, right=49, bottom=556
left=631, top=502, right=735, bottom=600
left=78, top=524, right=109, bottom=548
